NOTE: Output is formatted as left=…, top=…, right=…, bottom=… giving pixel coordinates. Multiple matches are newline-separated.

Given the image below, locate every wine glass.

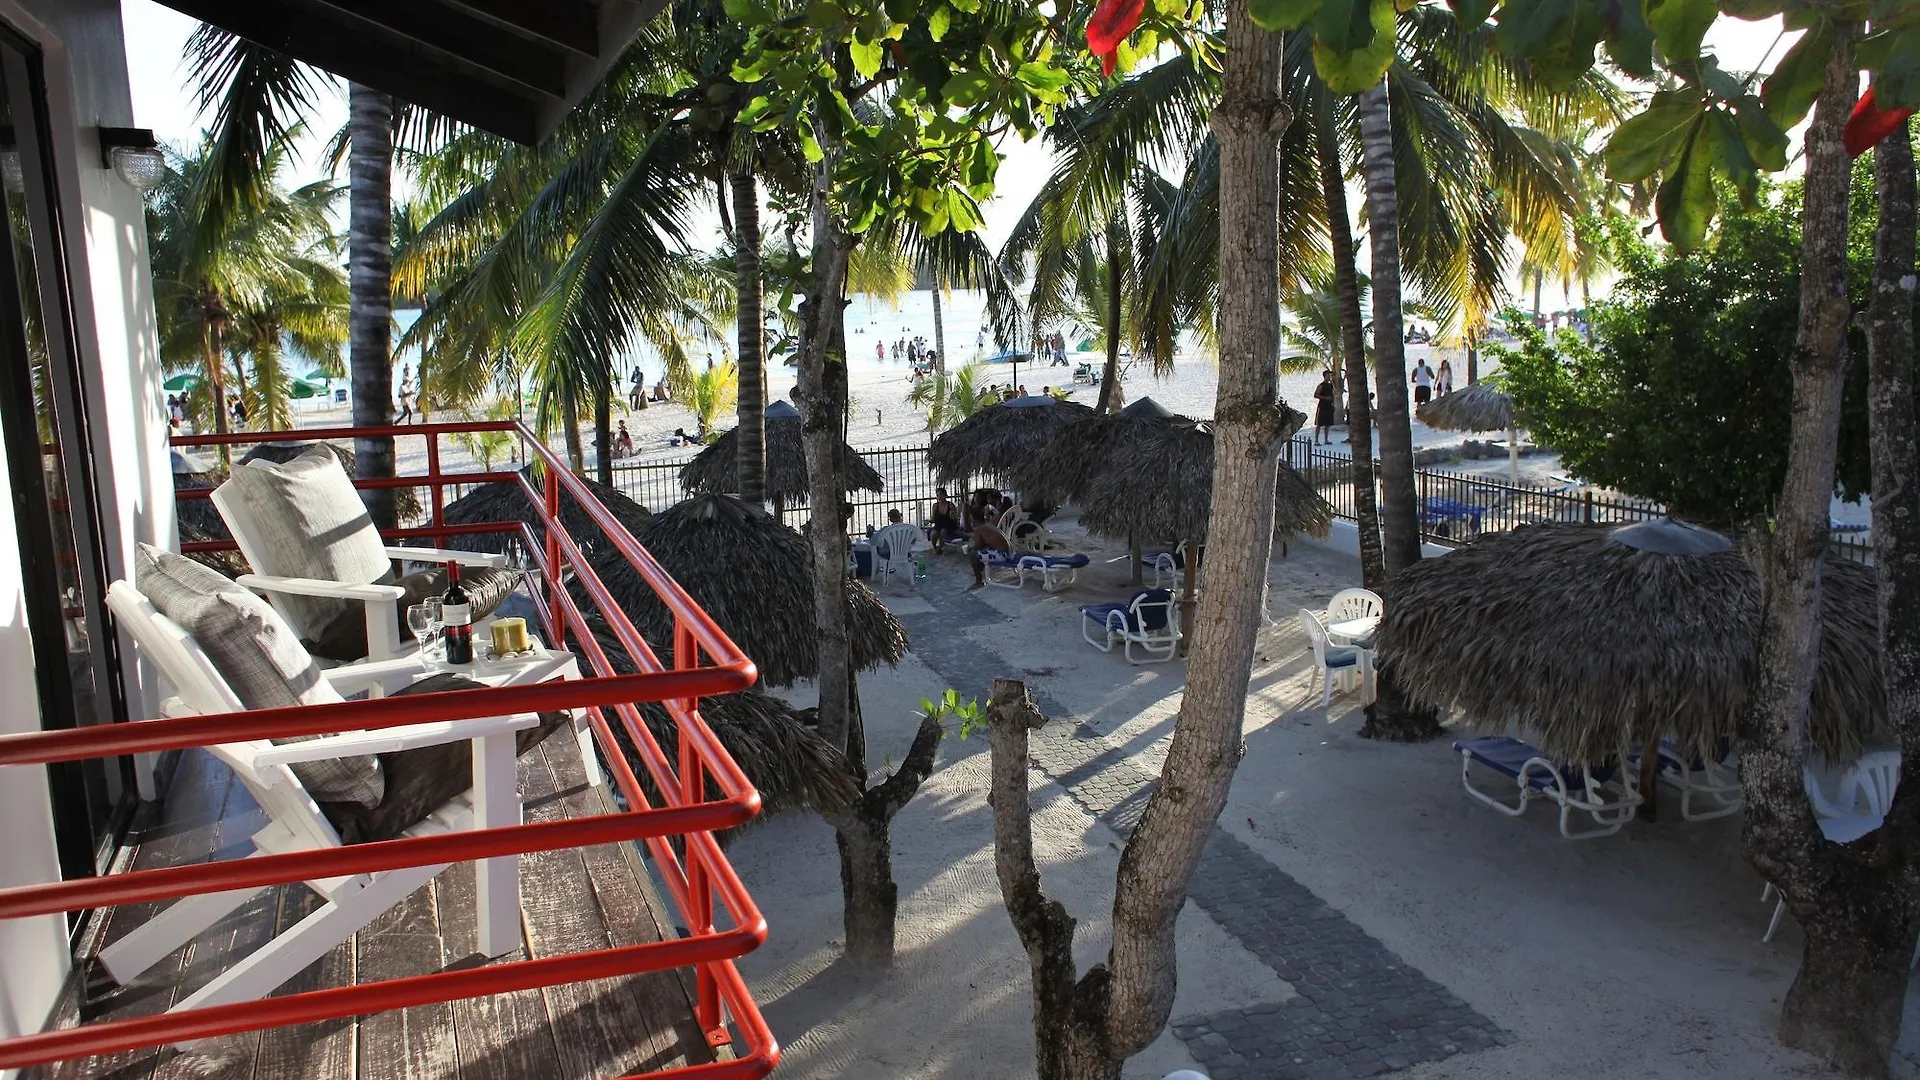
left=407, top=604, right=437, bottom=672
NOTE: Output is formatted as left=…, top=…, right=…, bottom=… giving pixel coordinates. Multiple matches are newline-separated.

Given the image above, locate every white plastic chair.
left=1298, top=608, right=1372, bottom=706
left=1327, top=588, right=1382, bottom=623
left=1763, top=750, right=1902, bottom=942
left=870, top=522, right=924, bottom=592
left=996, top=505, right=1056, bottom=554
left=212, top=456, right=507, bottom=659
left=98, top=580, right=540, bottom=1018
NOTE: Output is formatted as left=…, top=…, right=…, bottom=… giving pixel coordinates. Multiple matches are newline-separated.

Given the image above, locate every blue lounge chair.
left=1421, top=498, right=1482, bottom=536
left=981, top=550, right=1090, bottom=592
left=1453, top=735, right=1642, bottom=840
left=1081, top=589, right=1179, bottom=663
left=1625, top=739, right=1741, bottom=822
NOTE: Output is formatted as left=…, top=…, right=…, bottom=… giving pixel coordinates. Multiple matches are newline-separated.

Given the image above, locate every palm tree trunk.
left=732, top=166, right=767, bottom=508
left=1317, top=99, right=1384, bottom=590
left=202, top=316, right=231, bottom=465
left=348, top=84, right=396, bottom=529
left=1357, top=79, right=1420, bottom=573
left=562, top=389, right=585, bottom=473
left=1466, top=331, right=1478, bottom=385
left=1741, top=28, right=1912, bottom=1078
left=930, top=278, right=947, bottom=379
left=593, top=381, right=612, bottom=487
left=1096, top=229, right=1125, bottom=414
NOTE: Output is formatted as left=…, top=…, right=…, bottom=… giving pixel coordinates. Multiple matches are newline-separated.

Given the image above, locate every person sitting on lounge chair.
left=967, top=501, right=1010, bottom=589
left=928, top=487, right=963, bottom=553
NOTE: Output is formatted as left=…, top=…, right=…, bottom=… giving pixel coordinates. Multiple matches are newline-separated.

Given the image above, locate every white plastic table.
left=1327, top=615, right=1380, bottom=647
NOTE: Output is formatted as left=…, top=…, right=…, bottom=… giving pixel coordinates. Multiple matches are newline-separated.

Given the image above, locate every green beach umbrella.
left=163, top=373, right=200, bottom=392
left=289, top=379, right=326, bottom=399
left=302, top=369, right=333, bottom=383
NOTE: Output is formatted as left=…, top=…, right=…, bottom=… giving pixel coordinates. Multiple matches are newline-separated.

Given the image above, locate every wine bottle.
left=442, top=562, right=474, bottom=665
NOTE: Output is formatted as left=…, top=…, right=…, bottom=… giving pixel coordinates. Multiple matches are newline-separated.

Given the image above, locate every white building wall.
left=0, top=0, right=168, bottom=1056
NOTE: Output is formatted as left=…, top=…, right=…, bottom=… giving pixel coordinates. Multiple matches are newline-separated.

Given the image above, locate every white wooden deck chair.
left=212, top=446, right=507, bottom=660
left=98, top=580, right=537, bottom=1018
left=870, top=522, right=924, bottom=592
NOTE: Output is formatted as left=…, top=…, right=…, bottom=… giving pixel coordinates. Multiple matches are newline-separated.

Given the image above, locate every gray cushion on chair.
left=217, top=445, right=393, bottom=642
left=132, top=542, right=385, bottom=809
left=305, top=564, right=521, bottom=663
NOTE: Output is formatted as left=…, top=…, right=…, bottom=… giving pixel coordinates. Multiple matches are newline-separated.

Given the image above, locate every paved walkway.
left=891, top=574, right=1507, bottom=1080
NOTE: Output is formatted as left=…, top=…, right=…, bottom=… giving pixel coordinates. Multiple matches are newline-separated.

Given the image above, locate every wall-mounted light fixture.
left=98, top=127, right=165, bottom=194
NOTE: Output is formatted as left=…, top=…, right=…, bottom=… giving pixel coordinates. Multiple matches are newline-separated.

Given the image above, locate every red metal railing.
left=0, top=420, right=779, bottom=1077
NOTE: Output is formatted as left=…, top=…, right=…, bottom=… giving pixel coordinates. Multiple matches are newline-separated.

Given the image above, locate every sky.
left=119, top=0, right=1798, bottom=286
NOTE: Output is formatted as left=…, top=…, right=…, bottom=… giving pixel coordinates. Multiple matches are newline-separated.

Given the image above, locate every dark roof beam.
left=537, top=0, right=662, bottom=137
left=304, top=0, right=571, bottom=97
left=156, top=0, right=544, bottom=144
left=443, top=0, right=602, bottom=56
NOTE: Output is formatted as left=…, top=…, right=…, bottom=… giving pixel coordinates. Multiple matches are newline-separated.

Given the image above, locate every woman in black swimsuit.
left=929, top=487, right=962, bottom=553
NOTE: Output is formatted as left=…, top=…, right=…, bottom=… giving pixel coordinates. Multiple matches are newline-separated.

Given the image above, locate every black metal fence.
left=609, top=444, right=977, bottom=537
left=604, top=437, right=1879, bottom=560
left=1281, top=436, right=1666, bottom=545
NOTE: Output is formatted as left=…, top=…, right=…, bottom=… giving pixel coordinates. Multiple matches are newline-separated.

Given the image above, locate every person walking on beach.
left=1410, top=358, right=1435, bottom=407
left=629, top=365, right=645, bottom=409
left=876, top=341, right=886, bottom=362
left=1312, top=369, right=1339, bottom=444
left=395, top=366, right=416, bottom=423
left=1436, top=358, right=1453, bottom=396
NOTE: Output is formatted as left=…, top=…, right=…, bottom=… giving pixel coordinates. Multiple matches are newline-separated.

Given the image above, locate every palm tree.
left=686, top=360, right=740, bottom=441
left=185, top=28, right=402, bottom=523
left=907, top=361, right=996, bottom=431
left=149, top=136, right=348, bottom=450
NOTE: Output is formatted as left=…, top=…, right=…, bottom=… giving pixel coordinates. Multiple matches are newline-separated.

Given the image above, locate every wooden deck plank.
left=248, top=887, right=357, bottom=1080
left=29, top=737, right=709, bottom=1080
left=433, top=853, right=563, bottom=1079
left=27, top=750, right=236, bottom=1080
left=353, top=879, right=456, bottom=1080
left=552, top=742, right=715, bottom=1072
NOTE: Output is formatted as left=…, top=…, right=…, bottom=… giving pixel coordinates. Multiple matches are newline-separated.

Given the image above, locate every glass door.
left=0, top=27, right=134, bottom=887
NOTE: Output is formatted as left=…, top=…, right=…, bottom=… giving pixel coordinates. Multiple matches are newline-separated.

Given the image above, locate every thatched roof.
left=1004, top=397, right=1194, bottom=506
left=431, top=468, right=650, bottom=560
left=580, top=493, right=907, bottom=687
left=928, top=396, right=1096, bottom=485
left=1375, top=522, right=1887, bottom=765
left=578, top=619, right=859, bottom=818
left=1076, top=418, right=1331, bottom=542
left=678, top=403, right=884, bottom=502
left=1415, top=384, right=1513, bottom=433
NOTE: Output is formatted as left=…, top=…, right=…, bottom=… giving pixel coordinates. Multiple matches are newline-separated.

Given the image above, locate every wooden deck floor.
left=29, top=734, right=714, bottom=1080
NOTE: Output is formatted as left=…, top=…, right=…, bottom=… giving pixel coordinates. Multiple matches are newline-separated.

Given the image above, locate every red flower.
left=1845, top=86, right=1918, bottom=159
left=1087, top=0, right=1145, bottom=75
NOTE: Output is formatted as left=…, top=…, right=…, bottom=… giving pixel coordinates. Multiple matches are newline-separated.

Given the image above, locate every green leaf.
left=1760, top=26, right=1832, bottom=129
left=1645, top=0, right=1716, bottom=64
left=850, top=37, right=884, bottom=79
left=1603, top=87, right=1704, bottom=181
left=1601, top=0, right=1655, bottom=78
left=798, top=125, right=824, bottom=164
left=1448, top=0, right=1495, bottom=26
left=943, top=69, right=992, bottom=106
left=1313, top=0, right=1395, bottom=93
left=1866, top=27, right=1920, bottom=109
left=1249, top=0, right=1324, bottom=31
left=927, top=4, right=951, bottom=40
left=1015, top=61, right=1072, bottom=95
left=1707, top=107, right=1759, bottom=206
left=1731, top=93, right=1788, bottom=172
left=1717, top=0, right=1786, bottom=16
left=1653, top=117, right=1714, bottom=251
left=1314, top=0, right=1379, bottom=54
left=1494, top=0, right=1576, bottom=59
left=945, top=188, right=983, bottom=232
left=722, top=0, right=770, bottom=25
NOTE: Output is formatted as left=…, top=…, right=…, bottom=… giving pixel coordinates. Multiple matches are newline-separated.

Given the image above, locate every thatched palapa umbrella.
left=432, top=467, right=650, bottom=560
left=579, top=624, right=859, bottom=817
left=1415, top=383, right=1522, bottom=484
left=1077, top=419, right=1331, bottom=545
left=927, top=395, right=1095, bottom=486
left=1376, top=521, right=1886, bottom=768
left=1005, top=396, right=1184, bottom=506
left=679, top=400, right=884, bottom=512
left=584, top=492, right=907, bottom=688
